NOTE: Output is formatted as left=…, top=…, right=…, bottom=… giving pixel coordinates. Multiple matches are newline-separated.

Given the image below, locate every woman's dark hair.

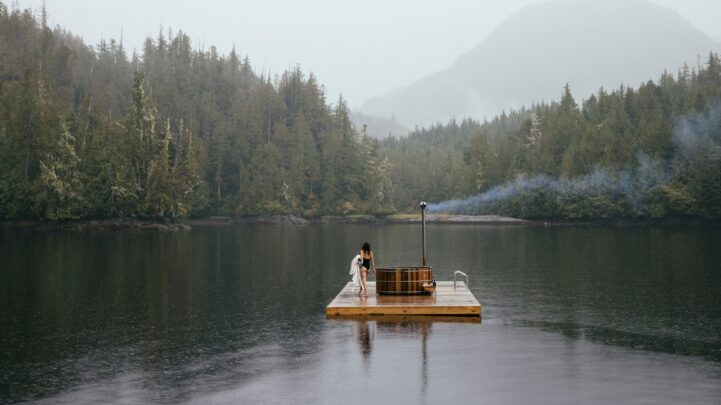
left=361, top=242, right=371, bottom=253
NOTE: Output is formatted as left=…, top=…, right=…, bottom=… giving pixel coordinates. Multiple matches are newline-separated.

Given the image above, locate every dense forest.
left=386, top=55, right=721, bottom=220
left=1, top=3, right=720, bottom=221
left=0, top=3, right=394, bottom=220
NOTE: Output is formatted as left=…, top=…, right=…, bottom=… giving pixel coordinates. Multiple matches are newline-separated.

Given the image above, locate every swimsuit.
left=361, top=258, right=371, bottom=270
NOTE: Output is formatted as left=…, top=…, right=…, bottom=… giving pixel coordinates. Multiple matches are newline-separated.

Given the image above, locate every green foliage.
left=34, top=124, right=84, bottom=220
left=2, top=2, right=720, bottom=222
left=0, top=3, right=376, bottom=220
left=381, top=118, right=486, bottom=211
left=383, top=53, right=721, bottom=220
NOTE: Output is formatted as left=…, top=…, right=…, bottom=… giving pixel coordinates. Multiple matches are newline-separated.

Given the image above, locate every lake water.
left=1, top=224, right=720, bottom=404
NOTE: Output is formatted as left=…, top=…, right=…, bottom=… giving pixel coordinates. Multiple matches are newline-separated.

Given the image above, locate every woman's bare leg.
left=361, top=268, right=368, bottom=295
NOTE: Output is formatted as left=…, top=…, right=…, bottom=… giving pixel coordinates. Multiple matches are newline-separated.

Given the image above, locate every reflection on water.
left=1, top=225, right=720, bottom=404
left=352, top=317, right=437, bottom=395
left=356, top=321, right=373, bottom=359
left=377, top=318, right=434, bottom=392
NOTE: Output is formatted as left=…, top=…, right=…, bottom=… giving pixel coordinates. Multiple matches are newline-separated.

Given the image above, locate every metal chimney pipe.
left=420, top=201, right=427, bottom=266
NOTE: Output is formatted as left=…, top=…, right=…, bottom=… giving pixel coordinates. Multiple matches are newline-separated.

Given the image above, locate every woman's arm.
left=371, top=252, right=376, bottom=272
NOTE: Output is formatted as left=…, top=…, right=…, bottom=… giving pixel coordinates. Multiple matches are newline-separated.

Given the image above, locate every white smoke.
left=674, top=103, right=721, bottom=161
left=428, top=103, right=721, bottom=215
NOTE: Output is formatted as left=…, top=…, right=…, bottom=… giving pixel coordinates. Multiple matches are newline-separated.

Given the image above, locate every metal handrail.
left=453, top=270, right=469, bottom=290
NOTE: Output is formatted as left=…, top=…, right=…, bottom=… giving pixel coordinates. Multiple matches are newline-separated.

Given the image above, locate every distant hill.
left=349, top=111, right=410, bottom=139
left=361, top=0, right=720, bottom=126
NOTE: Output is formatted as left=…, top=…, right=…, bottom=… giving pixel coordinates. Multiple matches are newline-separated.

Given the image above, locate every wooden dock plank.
left=326, top=281, right=482, bottom=317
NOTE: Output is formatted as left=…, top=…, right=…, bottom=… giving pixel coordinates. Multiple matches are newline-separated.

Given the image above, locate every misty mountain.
left=361, top=0, right=720, bottom=127
left=349, top=111, right=410, bottom=139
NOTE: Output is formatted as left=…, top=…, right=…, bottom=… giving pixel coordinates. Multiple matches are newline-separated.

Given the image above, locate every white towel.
left=349, top=254, right=362, bottom=291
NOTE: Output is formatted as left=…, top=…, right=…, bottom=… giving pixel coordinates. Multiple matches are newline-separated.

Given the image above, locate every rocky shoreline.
left=1, top=214, right=531, bottom=231
left=187, top=214, right=533, bottom=226
left=4, top=215, right=714, bottom=231
left=1, top=218, right=192, bottom=231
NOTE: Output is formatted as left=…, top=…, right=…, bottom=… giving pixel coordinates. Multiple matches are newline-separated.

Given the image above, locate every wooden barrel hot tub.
left=375, top=267, right=433, bottom=295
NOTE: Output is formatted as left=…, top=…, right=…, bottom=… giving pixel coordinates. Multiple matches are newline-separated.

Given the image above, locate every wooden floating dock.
left=326, top=281, right=482, bottom=317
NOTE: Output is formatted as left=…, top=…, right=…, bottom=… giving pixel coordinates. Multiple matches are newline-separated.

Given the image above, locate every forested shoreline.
left=0, top=3, right=395, bottom=221
left=1, top=2, right=720, bottom=222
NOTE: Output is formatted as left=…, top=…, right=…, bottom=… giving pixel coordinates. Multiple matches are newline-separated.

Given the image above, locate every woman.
left=359, top=242, right=375, bottom=296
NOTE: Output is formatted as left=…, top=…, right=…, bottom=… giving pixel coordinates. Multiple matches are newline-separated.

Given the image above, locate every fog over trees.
left=391, top=63, right=721, bottom=220
left=1, top=1, right=720, bottom=221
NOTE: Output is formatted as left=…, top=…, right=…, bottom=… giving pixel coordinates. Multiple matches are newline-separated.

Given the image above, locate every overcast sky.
left=13, top=0, right=721, bottom=108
